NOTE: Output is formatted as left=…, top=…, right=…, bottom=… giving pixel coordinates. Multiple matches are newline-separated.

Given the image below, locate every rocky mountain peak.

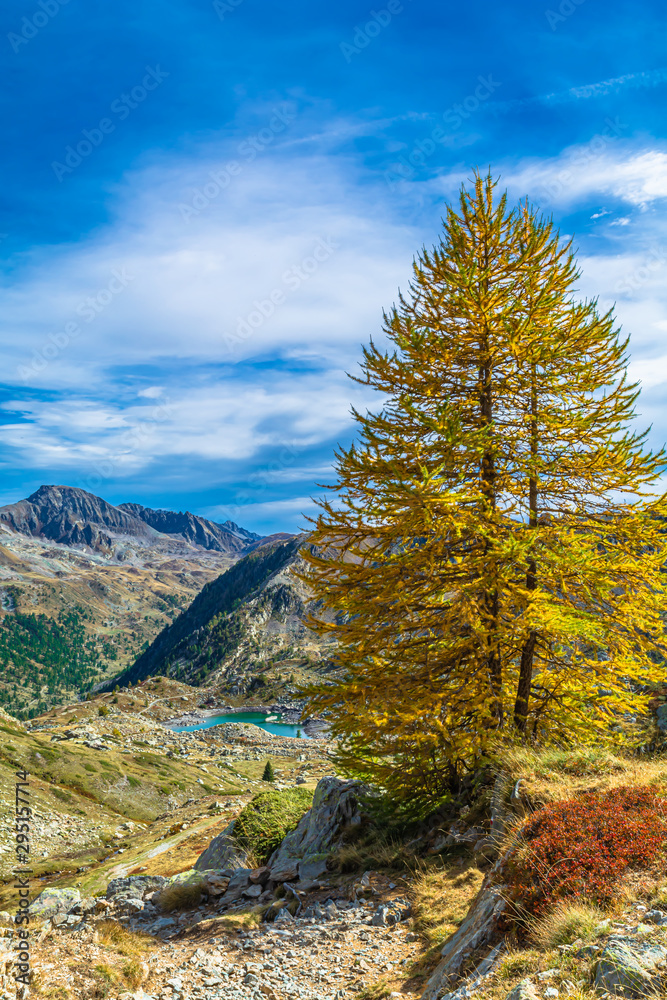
left=0, top=485, right=262, bottom=557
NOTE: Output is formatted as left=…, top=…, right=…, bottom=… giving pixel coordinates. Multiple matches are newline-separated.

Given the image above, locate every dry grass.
left=481, top=980, right=599, bottom=1000
left=650, top=882, right=667, bottom=909
left=213, top=908, right=262, bottom=931
left=410, top=860, right=485, bottom=947
left=501, top=746, right=667, bottom=809
left=95, top=920, right=157, bottom=959
left=155, top=879, right=203, bottom=912
left=334, top=838, right=416, bottom=874
left=495, top=947, right=542, bottom=981
left=354, top=980, right=392, bottom=1000
left=529, top=901, right=606, bottom=950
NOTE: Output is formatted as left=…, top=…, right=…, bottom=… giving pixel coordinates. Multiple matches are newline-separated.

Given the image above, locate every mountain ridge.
left=0, top=485, right=263, bottom=557
left=117, top=501, right=260, bottom=554
left=108, top=534, right=310, bottom=691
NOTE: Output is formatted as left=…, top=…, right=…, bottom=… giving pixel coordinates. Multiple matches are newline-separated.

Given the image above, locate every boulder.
left=249, top=866, right=270, bottom=884
left=595, top=936, right=667, bottom=997
left=202, top=873, right=230, bottom=897
left=28, top=888, right=81, bottom=919
left=193, top=823, right=250, bottom=872
left=267, top=776, right=369, bottom=882
left=106, top=875, right=168, bottom=901
left=504, top=980, right=539, bottom=1000
left=223, top=869, right=254, bottom=902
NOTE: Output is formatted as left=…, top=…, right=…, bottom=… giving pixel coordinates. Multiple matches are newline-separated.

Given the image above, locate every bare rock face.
left=267, top=776, right=370, bottom=882
left=595, top=936, right=667, bottom=998
left=0, top=485, right=152, bottom=551
left=420, top=875, right=507, bottom=1000
left=0, top=485, right=261, bottom=557
left=193, top=825, right=251, bottom=872
left=118, top=502, right=260, bottom=554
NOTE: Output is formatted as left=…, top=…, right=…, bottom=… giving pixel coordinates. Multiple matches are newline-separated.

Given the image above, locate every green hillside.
left=0, top=607, right=118, bottom=719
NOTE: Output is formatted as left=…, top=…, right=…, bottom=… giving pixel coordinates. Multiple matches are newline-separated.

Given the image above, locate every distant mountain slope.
left=0, top=527, right=237, bottom=718
left=0, top=485, right=268, bottom=716
left=108, top=534, right=327, bottom=693
left=117, top=503, right=261, bottom=554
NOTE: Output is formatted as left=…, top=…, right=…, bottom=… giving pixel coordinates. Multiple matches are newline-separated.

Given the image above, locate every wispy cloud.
left=487, top=67, right=667, bottom=116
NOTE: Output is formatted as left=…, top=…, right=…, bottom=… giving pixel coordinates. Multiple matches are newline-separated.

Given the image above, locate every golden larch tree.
left=302, top=172, right=667, bottom=811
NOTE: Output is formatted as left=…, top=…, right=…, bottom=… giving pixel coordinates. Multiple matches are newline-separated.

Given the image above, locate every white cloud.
left=2, top=147, right=415, bottom=392
left=3, top=125, right=667, bottom=515
left=205, top=494, right=324, bottom=533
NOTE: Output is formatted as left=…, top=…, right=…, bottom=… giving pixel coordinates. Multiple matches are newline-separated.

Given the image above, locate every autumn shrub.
left=505, top=785, right=667, bottom=915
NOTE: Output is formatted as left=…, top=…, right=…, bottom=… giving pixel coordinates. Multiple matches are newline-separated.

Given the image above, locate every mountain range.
left=0, top=485, right=263, bottom=557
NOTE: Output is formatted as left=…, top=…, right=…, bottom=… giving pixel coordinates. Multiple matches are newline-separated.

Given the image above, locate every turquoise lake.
left=173, top=710, right=308, bottom=738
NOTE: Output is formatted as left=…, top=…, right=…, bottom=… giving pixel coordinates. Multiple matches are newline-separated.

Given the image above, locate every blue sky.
left=1, top=0, right=666, bottom=535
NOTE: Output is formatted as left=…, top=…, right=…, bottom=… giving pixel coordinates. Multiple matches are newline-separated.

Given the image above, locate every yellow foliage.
left=301, top=171, right=667, bottom=810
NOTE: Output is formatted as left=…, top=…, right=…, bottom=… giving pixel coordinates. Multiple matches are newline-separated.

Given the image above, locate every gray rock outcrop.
left=193, top=824, right=251, bottom=872
left=28, top=887, right=81, bottom=919
left=267, top=776, right=369, bottom=882
left=595, top=936, right=667, bottom=997
left=505, top=981, right=539, bottom=1000
left=106, top=875, right=169, bottom=900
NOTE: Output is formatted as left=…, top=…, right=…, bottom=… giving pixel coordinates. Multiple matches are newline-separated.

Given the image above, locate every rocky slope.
left=0, top=486, right=269, bottom=717
left=109, top=535, right=334, bottom=698
left=117, top=502, right=261, bottom=554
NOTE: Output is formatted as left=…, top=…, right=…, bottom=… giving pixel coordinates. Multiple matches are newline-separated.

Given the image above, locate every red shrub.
left=505, top=786, right=667, bottom=913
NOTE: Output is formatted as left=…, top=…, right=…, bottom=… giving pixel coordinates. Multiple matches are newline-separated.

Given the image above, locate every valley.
left=0, top=486, right=271, bottom=718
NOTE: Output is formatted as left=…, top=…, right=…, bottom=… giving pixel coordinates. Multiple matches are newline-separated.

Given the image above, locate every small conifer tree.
left=262, top=759, right=275, bottom=782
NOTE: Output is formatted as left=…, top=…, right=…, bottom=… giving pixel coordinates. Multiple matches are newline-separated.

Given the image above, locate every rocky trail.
left=24, top=874, right=421, bottom=1000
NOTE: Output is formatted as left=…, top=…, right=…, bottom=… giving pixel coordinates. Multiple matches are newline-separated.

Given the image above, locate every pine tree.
left=262, top=759, right=275, bottom=782
left=302, top=172, right=667, bottom=811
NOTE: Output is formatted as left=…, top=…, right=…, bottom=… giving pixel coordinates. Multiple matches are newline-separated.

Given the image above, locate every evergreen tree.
left=262, top=759, right=275, bottom=782
left=302, top=172, right=667, bottom=810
